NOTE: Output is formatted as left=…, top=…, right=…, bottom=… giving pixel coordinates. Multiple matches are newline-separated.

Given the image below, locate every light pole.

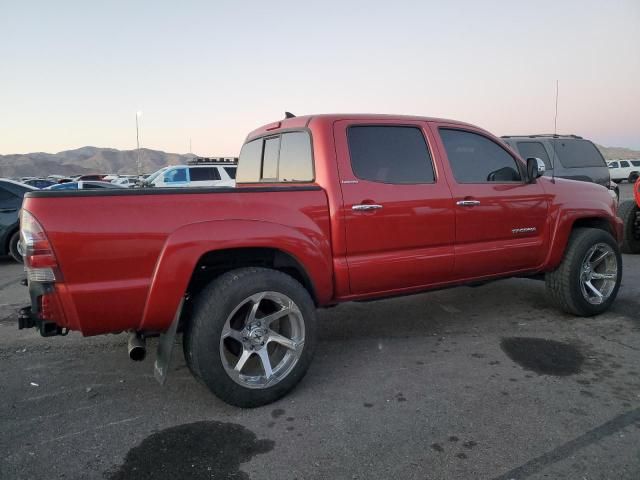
left=135, top=111, right=142, bottom=176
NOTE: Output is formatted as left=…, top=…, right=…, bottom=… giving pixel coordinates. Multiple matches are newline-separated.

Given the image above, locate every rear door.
left=432, top=124, right=549, bottom=279
left=334, top=120, right=455, bottom=295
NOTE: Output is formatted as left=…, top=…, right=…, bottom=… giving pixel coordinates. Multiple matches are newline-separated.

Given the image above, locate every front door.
left=431, top=124, right=549, bottom=279
left=334, top=120, right=455, bottom=295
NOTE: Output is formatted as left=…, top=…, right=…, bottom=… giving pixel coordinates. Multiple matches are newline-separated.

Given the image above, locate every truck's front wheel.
left=184, top=267, right=317, bottom=407
left=545, top=228, right=622, bottom=316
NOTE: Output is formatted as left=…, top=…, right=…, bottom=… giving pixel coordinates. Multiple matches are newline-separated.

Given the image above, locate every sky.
left=1, top=0, right=639, bottom=155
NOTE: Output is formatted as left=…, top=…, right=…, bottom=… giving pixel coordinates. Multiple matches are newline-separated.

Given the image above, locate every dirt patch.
left=107, top=421, right=274, bottom=480
left=500, top=337, right=584, bottom=376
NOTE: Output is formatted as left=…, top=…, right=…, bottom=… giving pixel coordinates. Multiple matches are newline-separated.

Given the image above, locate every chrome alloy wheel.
left=219, top=291, right=305, bottom=389
left=579, top=243, right=618, bottom=305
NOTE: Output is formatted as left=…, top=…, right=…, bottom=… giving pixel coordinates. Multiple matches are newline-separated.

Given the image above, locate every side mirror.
left=526, top=157, right=546, bottom=183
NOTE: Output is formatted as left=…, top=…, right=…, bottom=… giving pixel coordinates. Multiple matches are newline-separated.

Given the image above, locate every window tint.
left=608, top=162, right=618, bottom=168
left=516, top=142, right=552, bottom=169
left=548, top=139, right=605, bottom=168
left=347, top=126, right=434, bottom=183
left=0, top=186, right=16, bottom=202
left=237, top=140, right=262, bottom=182
left=83, top=183, right=100, bottom=189
left=262, top=137, right=280, bottom=179
left=632, top=161, right=640, bottom=167
left=236, top=131, right=314, bottom=183
left=620, top=160, right=630, bottom=168
left=164, top=168, right=187, bottom=183
left=440, top=129, right=522, bottom=183
left=278, top=132, right=314, bottom=181
left=189, top=167, right=220, bottom=181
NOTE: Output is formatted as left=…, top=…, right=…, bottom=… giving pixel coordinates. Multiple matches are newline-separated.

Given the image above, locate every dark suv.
left=501, top=134, right=617, bottom=200
left=1, top=179, right=36, bottom=262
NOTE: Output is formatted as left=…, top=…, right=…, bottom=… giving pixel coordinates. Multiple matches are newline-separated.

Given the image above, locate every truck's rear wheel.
left=618, top=200, right=640, bottom=254
left=545, top=228, right=621, bottom=316
left=184, top=267, right=316, bottom=407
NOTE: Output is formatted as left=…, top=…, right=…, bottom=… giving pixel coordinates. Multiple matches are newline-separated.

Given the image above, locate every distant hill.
left=596, top=145, right=640, bottom=161
left=0, top=147, right=197, bottom=178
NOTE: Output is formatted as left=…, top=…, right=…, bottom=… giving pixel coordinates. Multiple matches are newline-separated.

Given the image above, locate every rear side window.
left=516, top=142, right=552, bottom=169
left=620, top=160, right=630, bottom=168
left=440, top=129, right=522, bottom=183
left=189, top=167, right=221, bottom=181
left=347, top=126, right=435, bottom=183
left=237, top=131, right=314, bottom=183
left=608, top=162, right=618, bottom=168
left=548, top=139, right=605, bottom=168
left=632, top=161, right=640, bottom=167
left=224, top=167, right=237, bottom=179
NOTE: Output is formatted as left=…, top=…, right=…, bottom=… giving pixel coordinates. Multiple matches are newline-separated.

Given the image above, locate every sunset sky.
left=1, top=0, right=639, bottom=155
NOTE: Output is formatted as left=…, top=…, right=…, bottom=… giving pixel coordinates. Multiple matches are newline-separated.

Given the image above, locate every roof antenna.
left=284, top=111, right=296, bottom=119
left=550, top=80, right=559, bottom=182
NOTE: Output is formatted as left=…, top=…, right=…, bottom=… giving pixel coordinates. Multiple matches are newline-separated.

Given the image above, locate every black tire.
left=545, top=228, right=622, bottom=316
left=184, top=267, right=317, bottom=407
left=629, top=172, right=639, bottom=183
left=618, top=200, right=640, bottom=254
left=8, top=231, right=22, bottom=263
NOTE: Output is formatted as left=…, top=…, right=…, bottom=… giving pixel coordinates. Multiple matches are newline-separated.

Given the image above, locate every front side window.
left=608, top=162, right=618, bottom=168
left=516, top=141, right=552, bottom=169
left=236, top=131, right=314, bottom=183
left=164, top=168, right=187, bottom=183
left=440, top=129, right=522, bottom=183
left=347, top=126, right=435, bottom=183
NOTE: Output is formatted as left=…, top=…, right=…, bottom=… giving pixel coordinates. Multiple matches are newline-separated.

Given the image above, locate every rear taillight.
left=20, top=210, right=59, bottom=282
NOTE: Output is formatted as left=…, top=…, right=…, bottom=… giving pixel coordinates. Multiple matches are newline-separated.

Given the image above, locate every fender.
left=138, top=219, right=333, bottom=332
left=543, top=199, right=622, bottom=271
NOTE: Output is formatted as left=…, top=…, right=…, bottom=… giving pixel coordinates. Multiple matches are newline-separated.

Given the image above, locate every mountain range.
left=0, top=144, right=638, bottom=179
left=0, top=147, right=197, bottom=178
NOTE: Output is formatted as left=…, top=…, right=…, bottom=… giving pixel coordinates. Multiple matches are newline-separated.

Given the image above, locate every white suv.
left=608, top=160, right=640, bottom=183
left=145, top=164, right=237, bottom=188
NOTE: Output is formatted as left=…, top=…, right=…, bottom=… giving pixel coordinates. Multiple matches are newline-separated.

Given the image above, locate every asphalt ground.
left=0, top=183, right=638, bottom=480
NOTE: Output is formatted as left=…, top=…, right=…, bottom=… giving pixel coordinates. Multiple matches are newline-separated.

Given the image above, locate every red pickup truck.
left=19, top=114, right=623, bottom=407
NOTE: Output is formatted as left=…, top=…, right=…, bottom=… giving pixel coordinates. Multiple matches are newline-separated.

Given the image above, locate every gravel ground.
left=0, top=183, right=638, bottom=480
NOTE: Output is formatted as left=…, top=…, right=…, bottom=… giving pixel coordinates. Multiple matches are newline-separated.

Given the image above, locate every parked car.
left=501, top=134, right=618, bottom=201
left=143, top=162, right=236, bottom=188
left=46, top=181, right=125, bottom=190
left=0, top=179, right=37, bottom=262
left=607, top=160, right=640, bottom=183
left=23, top=179, right=56, bottom=189
left=617, top=177, right=640, bottom=253
left=112, top=177, right=140, bottom=187
left=75, top=174, right=106, bottom=181
left=19, top=113, right=623, bottom=407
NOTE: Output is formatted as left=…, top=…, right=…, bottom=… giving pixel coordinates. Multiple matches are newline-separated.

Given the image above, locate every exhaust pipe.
left=128, top=332, right=146, bottom=361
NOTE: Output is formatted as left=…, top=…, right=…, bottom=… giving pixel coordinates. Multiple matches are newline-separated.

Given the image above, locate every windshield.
left=145, top=167, right=170, bottom=184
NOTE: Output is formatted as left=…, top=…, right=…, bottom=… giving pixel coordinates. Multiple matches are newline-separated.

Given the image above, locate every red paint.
left=21, top=114, right=623, bottom=336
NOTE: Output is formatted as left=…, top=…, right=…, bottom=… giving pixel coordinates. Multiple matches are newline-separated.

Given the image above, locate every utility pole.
left=136, top=111, right=142, bottom=176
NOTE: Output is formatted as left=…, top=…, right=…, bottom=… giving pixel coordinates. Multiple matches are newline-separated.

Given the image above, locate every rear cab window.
left=236, top=131, right=314, bottom=183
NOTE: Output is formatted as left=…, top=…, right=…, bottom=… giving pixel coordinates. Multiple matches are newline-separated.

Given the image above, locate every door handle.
left=456, top=200, right=481, bottom=207
left=352, top=204, right=383, bottom=211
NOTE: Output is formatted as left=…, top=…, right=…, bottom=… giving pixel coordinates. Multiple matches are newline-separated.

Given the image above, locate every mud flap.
left=153, top=298, right=184, bottom=385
